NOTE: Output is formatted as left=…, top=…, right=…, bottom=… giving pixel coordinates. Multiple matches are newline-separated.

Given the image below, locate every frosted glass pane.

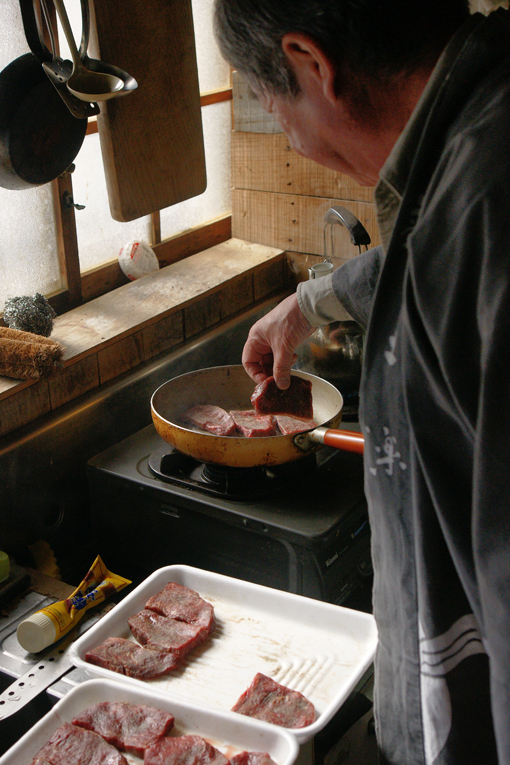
left=0, top=3, right=62, bottom=309
left=192, top=0, right=230, bottom=93
left=0, top=0, right=29, bottom=70
left=0, top=185, right=61, bottom=308
left=160, top=101, right=231, bottom=239
left=70, top=133, right=152, bottom=272
left=54, top=0, right=83, bottom=63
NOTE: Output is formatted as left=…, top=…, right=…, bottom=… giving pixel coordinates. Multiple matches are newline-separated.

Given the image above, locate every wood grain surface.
left=89, top=0, right=206, bottom=221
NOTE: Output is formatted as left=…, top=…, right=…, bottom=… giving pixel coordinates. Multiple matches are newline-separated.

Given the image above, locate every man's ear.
left=281, top=32, right=337, bottom=104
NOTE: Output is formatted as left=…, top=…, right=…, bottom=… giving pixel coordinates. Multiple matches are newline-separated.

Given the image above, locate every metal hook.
left=63, top=190, right=85, bottom=210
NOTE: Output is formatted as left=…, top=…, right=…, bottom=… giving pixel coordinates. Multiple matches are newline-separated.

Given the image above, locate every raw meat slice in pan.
left=274, top=414, right=317, bottom=435
left=230, top=410, right=277, bottom=437
left=145, top=734, right=229, bottom=765
left=231, top=752, right=278, bottom=765
left=251, top=376, right=313, bottom=418
left=145, top=582, right=215, bottom=631
left=72, top=701, right=174, bottom=758
left=231, top=672, right=316, bottom=729
left=185, top=404, right=237, bottom=436
left=84, top=636, right=182, bottom=680
left=128, top=610, right=208, bottom=659
left=31, top=722, right=128, bottom=765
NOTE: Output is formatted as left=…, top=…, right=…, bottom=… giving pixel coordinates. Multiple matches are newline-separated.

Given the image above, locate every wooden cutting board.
left=88, top=0, right=206, bottom=222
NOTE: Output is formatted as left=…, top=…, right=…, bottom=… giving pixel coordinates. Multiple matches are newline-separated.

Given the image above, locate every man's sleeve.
left=331, top=245, right=384, bottom=329
left=297, top=246, right=384, bottom=330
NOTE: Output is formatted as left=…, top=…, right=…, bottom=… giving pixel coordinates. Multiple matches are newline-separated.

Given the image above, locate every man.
left=214, top=1, right=510, bottom=764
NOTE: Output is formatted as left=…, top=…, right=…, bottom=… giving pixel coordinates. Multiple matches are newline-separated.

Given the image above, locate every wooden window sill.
left=0, top=239, right=288, bottom=439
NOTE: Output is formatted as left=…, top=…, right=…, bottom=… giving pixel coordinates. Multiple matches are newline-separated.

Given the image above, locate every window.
left=0, top=0, right=232, bottom=312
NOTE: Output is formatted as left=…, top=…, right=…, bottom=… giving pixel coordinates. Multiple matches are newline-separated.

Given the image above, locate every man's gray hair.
left=214, top=0, right=471, bottom=97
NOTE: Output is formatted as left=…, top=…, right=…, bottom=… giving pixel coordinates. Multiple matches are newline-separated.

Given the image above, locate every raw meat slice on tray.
left=251, top=376, right=313, bottom=419
left=128, top=610, right=208, bottom=658
left=72, top=701, right=175, bottom=758
left=231, top=752, right=278, bottom=765
left=145, top=581, right=215, bottom=631
left=84, top=636, right=182, bottom=680
left=145, top=734, right=229, bottom=765
left=31, top=722, right=128, bottom=765
left=274, top=414, right=317, bottom=435
left=230, top=410, right=277, bottom=437
left=185, top=404, right=237, bottom=436
left=85, top=583, right=216, bottom=680
left=231, top=672, right=316, bottom=729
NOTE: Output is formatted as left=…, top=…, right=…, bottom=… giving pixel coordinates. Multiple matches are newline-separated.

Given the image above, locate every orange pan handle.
left=294, top=426, right=365, bottom=454
left=322, top=428, right=364, bottom=454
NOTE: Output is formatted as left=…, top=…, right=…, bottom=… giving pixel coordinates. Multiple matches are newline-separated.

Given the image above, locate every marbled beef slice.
left=230, top=752, right=278, bottom=765
left=145, top=735, right=229, bottom=765
left=145, top=582, right=215, bottom=632
left=230, top=410, right=277, bottom=437
left=31, top=722, right=128, bottom=765
left=185, top=404, right=237, bottom=436
left=274, top=414, right=317, bottom=435
left=84, top=636, right=182, bottom=680
left=72, top=701, right=174, bottom=758
left=231, top=672, right=315, bottom=729
left=128, top=610, right=207, bottom=659
left=251, top=376, right=313, bottom=418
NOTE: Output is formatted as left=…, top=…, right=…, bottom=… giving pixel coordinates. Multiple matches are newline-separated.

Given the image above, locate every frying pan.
left=0, top=0, right=88, bottom=190
left=151, top=366, right=365, bottom=469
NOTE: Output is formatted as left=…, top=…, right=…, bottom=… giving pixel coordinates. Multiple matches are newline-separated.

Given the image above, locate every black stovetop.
left=88, top=424, right=367, bottom=548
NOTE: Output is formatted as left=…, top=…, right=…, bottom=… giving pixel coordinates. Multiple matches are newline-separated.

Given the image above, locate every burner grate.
left=147, top=446, right=318, bottom=500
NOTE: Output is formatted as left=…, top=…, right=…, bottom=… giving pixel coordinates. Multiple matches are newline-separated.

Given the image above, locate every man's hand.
left=242, top=293, right=314, bottom=389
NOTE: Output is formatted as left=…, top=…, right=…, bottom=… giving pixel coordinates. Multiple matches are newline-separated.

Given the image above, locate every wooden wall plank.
left=98, top=332, right=145, bottom=384
left=48, top=355, right=100, bottom=411
left=184, top=294, right=222, bottom=339
left=253, top=259, right=287, bottom=302
left=0, top=382, right=51, bottom=439
left=232, top=132, right=375, bottom=202
left=232, top=72, right=282, bottom=134
left=219, top=273, right=254, bottom=319
left=142, top=312, right=184, bottom=361
left=232, top=189, right=380, bottom=259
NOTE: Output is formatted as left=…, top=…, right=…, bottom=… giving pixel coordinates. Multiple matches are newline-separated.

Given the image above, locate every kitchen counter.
left=0, top=567, right=376, bottom=764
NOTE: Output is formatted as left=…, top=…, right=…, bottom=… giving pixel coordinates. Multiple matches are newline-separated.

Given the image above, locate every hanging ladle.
left=77, top=0, right=138, bottom=100
left=52, top=0, right=126, bottom=101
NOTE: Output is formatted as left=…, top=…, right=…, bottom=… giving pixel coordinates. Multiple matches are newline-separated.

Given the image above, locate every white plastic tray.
left=70, top=566, right=378, bottom=743
left=0, top=678, right=298, bottom=765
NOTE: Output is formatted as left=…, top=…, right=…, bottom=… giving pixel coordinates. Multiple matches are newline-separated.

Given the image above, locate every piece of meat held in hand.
left=31, top=722, right=128, bottom=765
left=185, top=404, right=237, bottom=436
left=84, top=636, right=182, bottom=680
left=145, top=735, right=229, bottom=765
left=274, top=414, right=317, bottom=436
left=72, top=701, right=175, bottom=758
left=128, top=610, right=207, bottom=660
left=230, top=752, right=278, bottom=765
left=251, top=376, right=313, bottom=419
left=145, top=582, right=215, bottom=632
left=230, top=410, right=277, bottom=437
left=231, top=673, right=315, bottom=729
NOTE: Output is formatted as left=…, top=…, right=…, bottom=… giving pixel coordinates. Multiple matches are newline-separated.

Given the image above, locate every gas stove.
left=87, top=424, right=372, bottom=609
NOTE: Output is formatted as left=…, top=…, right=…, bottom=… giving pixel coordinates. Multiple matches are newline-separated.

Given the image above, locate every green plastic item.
left=0, top=551, right=10, bottom=583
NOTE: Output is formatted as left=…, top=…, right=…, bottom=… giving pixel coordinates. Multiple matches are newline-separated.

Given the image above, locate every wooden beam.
left=80, top=215, right=232, bottom=303
left=200, top=88, right=232, bottom=107
left=51, top=172, right=83, bottom=310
